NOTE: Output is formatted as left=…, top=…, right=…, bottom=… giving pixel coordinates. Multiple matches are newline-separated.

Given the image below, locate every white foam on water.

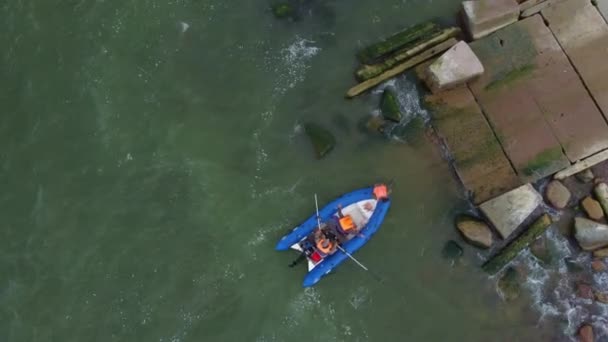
left=178, top=21, right=189, bottom=33
left=282, top=288, right=321, bottom=328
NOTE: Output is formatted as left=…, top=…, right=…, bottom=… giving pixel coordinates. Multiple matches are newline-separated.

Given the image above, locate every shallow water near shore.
left=0, top=1, right=595, bottom=341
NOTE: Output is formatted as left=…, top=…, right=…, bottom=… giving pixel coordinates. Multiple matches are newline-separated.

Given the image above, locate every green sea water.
left=1, top=1, right=560, bottom=341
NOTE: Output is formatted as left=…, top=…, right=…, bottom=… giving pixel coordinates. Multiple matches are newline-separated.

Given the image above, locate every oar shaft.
left=336, top=245, right=368, bottom=271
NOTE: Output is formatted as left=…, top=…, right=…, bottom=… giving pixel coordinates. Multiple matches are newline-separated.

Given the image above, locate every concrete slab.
left=462, top=0, right=521, bottom=40
left=424, top=86, right=521, bottom=204
left=542, top=0, right=608, bottom=120
left=479, top=183, right=542, bottom=239
left=596, top=0, right=608, bottom=22
left=468, top=15, right=608, bottom=182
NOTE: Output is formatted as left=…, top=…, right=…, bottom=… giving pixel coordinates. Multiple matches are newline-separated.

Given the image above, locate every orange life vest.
left=339, top=215, right=356, bottom=232
left=316, top=237, right=335, bottom=254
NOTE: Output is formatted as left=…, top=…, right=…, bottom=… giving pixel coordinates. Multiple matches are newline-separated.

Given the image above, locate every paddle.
left=314, top=194, right=383, bottom=283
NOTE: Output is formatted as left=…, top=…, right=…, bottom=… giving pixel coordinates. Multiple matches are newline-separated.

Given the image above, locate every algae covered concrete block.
left=422, top=41, right=484, bottom=93
left=468, top=15, right=608, bottom=181
left=423, top=85, right=520, bottom=204
left=463, top=0, right=520, bottom=40
left=482, top=213, right=551, bottom=274
left=480, top=183, right=542, bottom=239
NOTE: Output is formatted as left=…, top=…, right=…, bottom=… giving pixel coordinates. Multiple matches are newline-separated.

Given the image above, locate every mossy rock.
left=497, top=267, right=521, bottom=301
left=304, top=122, right=336, bottom=159
left=441, top=240, right=463, bottom=261
left=482, top=214, right=552, bottom=275
left=380, top=89, right=403, bottom=123
left=392, top=116, right=426, bottom=143
left=272, top=2, right=295, bottom=19
left=357, top=22, right=440, bottom=64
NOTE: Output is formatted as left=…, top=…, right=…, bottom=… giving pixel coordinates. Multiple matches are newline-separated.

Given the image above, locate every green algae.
left=272, top=2, right=295, bottom=19
left=355, top=27, right=459, bottom=81
left=485, top=65, right=536, bottom=91
left=470, top=23, right=537, bottom=90
left=380, top=89, right=402, bottom=122
left=482, top=214, right=552, bottom=275
left=521, top=147, right=564, bottom=177
left=357, top=22, right=441, bottom=64
left=304, top=122, right=336, bottom=159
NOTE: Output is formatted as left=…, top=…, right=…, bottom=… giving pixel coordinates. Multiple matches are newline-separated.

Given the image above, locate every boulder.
left=575, top=168, right=595, bottom=183
left=582, top=197, right=604, bottom=221
left=593, top=247, right=608, bottom=257
left=442, top=240, right=463, bottom=260
left=497, top=267, right=520, bottom=301
left=422, top=41, right=484, bottom=93
left=456, top=215, right=493, bottom=248
left=530, top=236, right=552, bottom=265
left=545, top=180, right=571, bottom=209
left=579, top=324, right=594, bottom=342
left=574, top=217, right=608, bottom=251
left=577, top=283, right=595, bottom=300
left=462, top=0, right=520, bottom=40
left=593, top=183, right=608, bottom=217
left=591, top=259, right=606, bottom=272
left=380, top=89, right=403, bottom=123
left=595, top=291, right=608, bottom=303
left=480, top=184, right=542, bottom=239
left=304, top=123, right=336, bottom=159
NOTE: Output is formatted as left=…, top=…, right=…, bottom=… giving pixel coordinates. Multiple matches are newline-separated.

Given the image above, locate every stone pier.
left=425, top=0, right=608, bottom=206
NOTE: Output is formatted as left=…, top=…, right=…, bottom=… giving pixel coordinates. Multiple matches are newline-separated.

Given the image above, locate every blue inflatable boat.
left=276, top=184, right=391, bottom=287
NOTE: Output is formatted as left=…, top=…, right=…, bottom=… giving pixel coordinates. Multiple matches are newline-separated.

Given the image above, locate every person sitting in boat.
left=314, top=229, right=337, bottom=256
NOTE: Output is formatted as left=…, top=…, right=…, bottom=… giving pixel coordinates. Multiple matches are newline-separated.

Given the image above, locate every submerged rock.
left=358, top=115, right=388, bottom=135
left=582, top=196, right=604, bottom=221
left=546, top=180, right=571, bottom=209
left=530, top=236, right=552, bottom=265
left=442, top=240, right=463, bottom=260
left=304, top=123, right=336, bottom=159
left=456, top=215, right=493, bottom=248
left=574, top=217, right=608, bottom=251
left=565, top=257, right=584, bottom=274
left=575, top=168, right=594, bottom=183
left=480, top=184, right=542, bottom=239
left=380, top=89, right=403, bottom=123
left=497, top=267, right=520, bottom=301
left=422, top=41, right=484, bottom=93
left=594, top=182, right=608, bottom=217
left=272, top=2, right=295, bottom=19
left=579, top=324, right=594, bottom=342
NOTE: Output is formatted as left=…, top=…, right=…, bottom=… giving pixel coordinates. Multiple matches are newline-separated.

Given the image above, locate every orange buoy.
left=373, top=184, right=388, bottom=200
